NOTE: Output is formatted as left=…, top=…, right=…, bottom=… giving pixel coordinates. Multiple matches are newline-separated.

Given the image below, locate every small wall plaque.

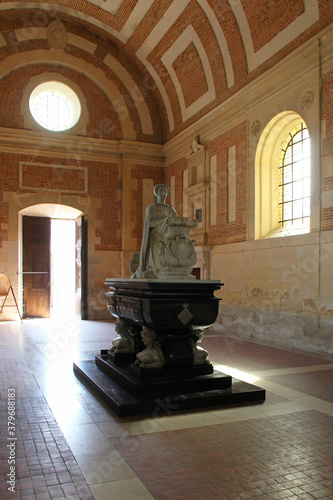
left=195, top=208, right=202, bottom=222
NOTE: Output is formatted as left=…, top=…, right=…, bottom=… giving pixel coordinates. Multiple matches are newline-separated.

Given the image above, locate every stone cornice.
left=0, top=127, right=165, bottom=165
left=119, top=140, right=165, bottom=166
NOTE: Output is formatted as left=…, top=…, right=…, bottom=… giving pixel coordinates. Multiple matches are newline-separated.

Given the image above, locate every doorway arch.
left=20, top=203, right=83, bottom=219
left=19, top=204, right=86, bottom=319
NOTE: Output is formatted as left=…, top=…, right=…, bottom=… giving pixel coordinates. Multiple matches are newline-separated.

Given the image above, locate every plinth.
left=73, top=279, right=265, bottom=417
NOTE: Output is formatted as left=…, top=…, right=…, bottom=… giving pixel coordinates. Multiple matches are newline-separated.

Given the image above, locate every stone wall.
left=0, top=147, right=164, bottom=320
left=0, top=3, right=333, bottom=345
left=210, top=232, right=333, bottom=355
left=164, top=26, right=333, bottom=355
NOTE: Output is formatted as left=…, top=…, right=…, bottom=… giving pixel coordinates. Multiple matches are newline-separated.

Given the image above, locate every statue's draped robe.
left=139, top=203, right=177, bottom=278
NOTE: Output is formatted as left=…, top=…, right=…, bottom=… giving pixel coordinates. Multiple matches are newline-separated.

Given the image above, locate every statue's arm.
left=169, top=206, right=178, bottom=218
left=149, top=205, right=178, bottom=228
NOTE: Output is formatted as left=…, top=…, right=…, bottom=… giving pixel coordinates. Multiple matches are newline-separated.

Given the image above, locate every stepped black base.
left=95, top=355, right=230, bottom=395
left=73, top=356, right=266, bottom=417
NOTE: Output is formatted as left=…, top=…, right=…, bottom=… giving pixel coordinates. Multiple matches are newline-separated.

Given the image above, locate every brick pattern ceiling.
left=0, top=0, right=329, bottom=142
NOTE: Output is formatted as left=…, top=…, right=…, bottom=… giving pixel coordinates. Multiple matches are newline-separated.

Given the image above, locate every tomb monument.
left=74, top=184, right=265, bottom=416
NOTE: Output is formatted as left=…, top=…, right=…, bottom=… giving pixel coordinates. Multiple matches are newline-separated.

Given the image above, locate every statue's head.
left=115, top=318, right=128, bottom=335
left=154, top=184, right=170, bottom=202
left=141, top=326, right=157, bottom=345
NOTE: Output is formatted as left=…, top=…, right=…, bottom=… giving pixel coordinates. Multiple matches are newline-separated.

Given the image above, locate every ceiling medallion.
left=47, top=19, right=68, bottom=50
left=301, top=91, right=314, bottom=110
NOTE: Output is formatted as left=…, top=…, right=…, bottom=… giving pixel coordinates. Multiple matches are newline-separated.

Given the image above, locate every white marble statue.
left=135, top=327, right=165, bottom=368
left=111, top=318, right=135, bottom=353
left=131, top=184, right=198, bottom=279
left=132, top=184, right=178, bottom=278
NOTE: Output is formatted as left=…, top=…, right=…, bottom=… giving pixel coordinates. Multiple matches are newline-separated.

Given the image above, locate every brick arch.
left=0, top=51, right=137, bottom=139
left=20, top=203, right=84, bottom=219
left=0, top=0, right=330, bottom=141
left=229, top=0, right=319, bottom=73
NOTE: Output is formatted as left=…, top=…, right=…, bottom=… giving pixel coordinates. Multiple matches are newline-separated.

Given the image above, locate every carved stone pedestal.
left=73, top=279, right=266, bottom=417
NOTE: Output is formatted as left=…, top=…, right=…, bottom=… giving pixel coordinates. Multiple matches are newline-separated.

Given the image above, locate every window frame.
left=22, top=74, right=88, bottom=135
left=29, top=81, right=81, bottom=132
left=278, top=122, right=311, bottom=229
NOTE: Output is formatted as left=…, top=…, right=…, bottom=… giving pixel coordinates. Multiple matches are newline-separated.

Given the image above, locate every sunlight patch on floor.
left=214, top=364, right=260, bottom=384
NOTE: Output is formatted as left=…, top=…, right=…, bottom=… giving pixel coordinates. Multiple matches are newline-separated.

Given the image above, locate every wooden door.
left=23, top=216, right=51, bottom=318
left=75, top=215, right=88, bottom=319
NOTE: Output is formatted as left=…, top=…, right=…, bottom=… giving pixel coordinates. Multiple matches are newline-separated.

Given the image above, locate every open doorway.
left=20, top=204, right=87, bottom=319
left=50, top=219, right=75, bottom=318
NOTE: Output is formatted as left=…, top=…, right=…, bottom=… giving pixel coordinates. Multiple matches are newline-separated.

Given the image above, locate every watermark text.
left=7, top=388, right=16, bottom=493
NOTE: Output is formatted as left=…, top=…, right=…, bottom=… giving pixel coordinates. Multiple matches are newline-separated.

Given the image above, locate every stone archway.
left=19, top=204, right=84, bottom=318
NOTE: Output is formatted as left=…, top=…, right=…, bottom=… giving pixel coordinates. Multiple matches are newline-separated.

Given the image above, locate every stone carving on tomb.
left=192, top=329, right=210, bottom=365
left=131, top=184, right=198, bottom=280
left=110, top=318, right=135, bottom=353
left=135, top=327, right=165, bottom=369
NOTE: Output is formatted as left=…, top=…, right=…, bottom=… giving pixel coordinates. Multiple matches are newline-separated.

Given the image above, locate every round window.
left=29, top=81, right=81, bottom=131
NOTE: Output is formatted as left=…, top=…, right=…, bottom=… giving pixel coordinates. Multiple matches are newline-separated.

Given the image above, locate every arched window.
left=255, top=112, right=312, bottom=239
left=278, top=123, right=310, bottom=229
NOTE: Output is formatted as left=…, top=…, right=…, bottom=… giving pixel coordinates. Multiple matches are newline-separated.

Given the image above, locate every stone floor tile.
left=35, top=493, right=51, bottom=500
left=1, top=319, right=333, bottom=499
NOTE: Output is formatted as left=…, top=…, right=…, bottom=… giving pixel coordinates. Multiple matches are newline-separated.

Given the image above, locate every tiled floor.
left=1, top=316, right=333, bottom=499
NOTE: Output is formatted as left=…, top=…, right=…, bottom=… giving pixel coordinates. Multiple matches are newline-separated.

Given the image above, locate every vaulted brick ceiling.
left=0, top=0, right=328, bottom=143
